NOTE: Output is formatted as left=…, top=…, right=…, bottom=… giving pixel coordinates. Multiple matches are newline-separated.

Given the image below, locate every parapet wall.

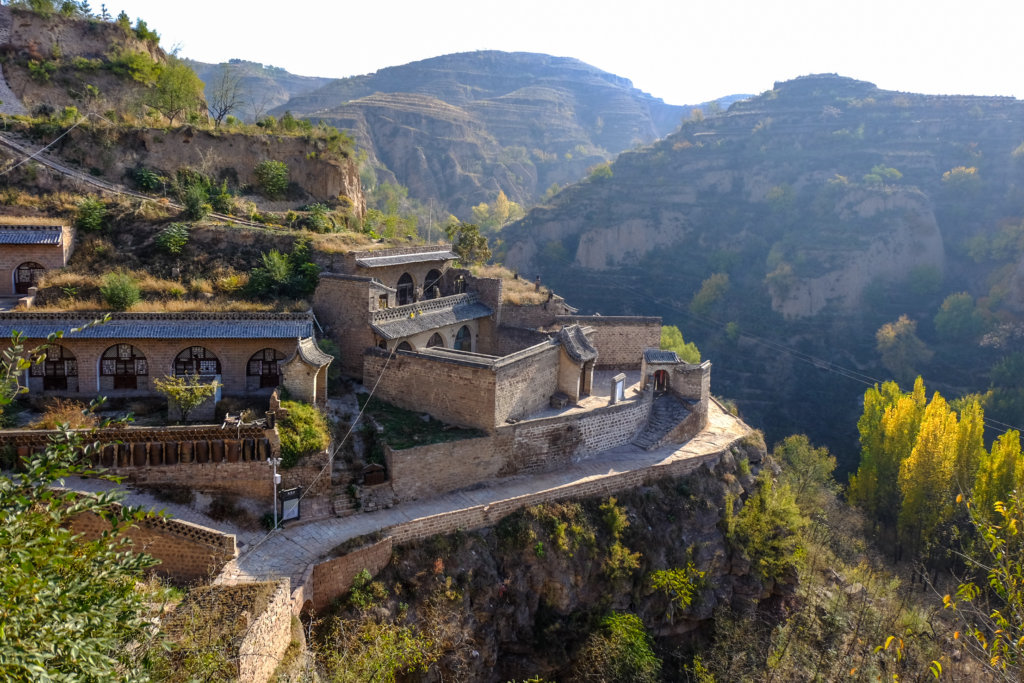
left=305, top=537, right=394, bottom=614
left=557, top=316, right=661, bottom=369
left=237, top=580, right=293, bottom=683
left=71, top=505, right=237, bottom=584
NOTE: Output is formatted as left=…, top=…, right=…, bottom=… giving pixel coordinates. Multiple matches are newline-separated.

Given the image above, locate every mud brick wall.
left=363, top=348, right=497, bottom=431
left=493, top=343, right=559, bottom=424
left=308, top=537, right=394, bottom=614
left=557, top=316, right=661, bottom=369
left=71, top=506, right=237, bottom=583
left=237, top=580, right=293, bottom=683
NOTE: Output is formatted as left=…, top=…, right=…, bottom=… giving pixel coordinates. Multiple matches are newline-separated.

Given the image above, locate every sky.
left=107, top=0, right=1022, bottom=105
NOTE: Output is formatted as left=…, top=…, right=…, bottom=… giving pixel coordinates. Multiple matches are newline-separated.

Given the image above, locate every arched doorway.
left=397, top=272, right=415, bottom=305
left=100, top=344, right=147, bottom=390
left=423, top=269, right=443, bottom=299
left=426, top=333, right=444, bottom=348
left=248, top=348, right=285, bottom=389
left=454, top=325, right=471, bottom=351
left=653, top=370, right=669, bottom=393
left=30, top=344, right=77, bottom=391
left=396, top=341, right=413, bottom=352
left=14, top=262, right=44, bottom=294
left=174, top=346, right=221, bottom=376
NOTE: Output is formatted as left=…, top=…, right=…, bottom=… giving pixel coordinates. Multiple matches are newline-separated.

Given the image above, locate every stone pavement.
left=216, top=400, right=749, bottom=585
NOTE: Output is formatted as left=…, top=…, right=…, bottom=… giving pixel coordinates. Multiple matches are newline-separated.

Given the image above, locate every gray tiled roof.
left=355, top=249, right=456, bottom=268
left=293, top=337, right=333, bottom=366
left=371, top=300, right=492, bottom=340
left=559, top=324, right=598, bottom=363
left=0, top=312, right=314, bottom=340
left=0, top=227, right=62, bottom=245
left=644, top=348, right=680, bottom=364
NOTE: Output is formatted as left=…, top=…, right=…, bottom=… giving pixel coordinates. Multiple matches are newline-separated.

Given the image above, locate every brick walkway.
left=216, top=401, right=750, bottom=585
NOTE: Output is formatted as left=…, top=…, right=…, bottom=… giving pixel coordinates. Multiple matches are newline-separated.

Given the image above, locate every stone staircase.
left=631, top=394, right=692, bottom=450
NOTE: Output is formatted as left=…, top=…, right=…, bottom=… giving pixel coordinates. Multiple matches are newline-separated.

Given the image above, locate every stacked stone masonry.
left=557, top=316, right=662, bottom=369
left=237, top=580, right=293, bottom=683
left=308, top=537, right=394, bottom=614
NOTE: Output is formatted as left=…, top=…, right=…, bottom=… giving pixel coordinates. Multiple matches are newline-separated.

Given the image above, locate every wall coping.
left=370, top=293, right=479, bottom=324
left=366, top=336, right=558, bottom=371
left=556, top=315, right=662, bottom=325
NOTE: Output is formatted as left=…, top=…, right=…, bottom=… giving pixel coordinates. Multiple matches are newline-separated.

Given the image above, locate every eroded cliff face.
left=325, top=438, right=788, bottom=682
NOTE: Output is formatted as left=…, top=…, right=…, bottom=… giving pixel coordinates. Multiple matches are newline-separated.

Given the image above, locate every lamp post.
left=267, top=456, right=282, bottom=529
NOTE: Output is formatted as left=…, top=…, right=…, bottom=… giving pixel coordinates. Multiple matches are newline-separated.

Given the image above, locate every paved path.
left=216, top=401, right=749, bottom=585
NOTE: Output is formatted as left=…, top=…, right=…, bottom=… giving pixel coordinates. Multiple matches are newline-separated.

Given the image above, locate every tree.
left=206, top=64, right=243, bottom=127
left=0, top=329, right=165, bottom=680
left=659, top=325, right=700, bottom=364
left=253, top=159, right=289, bottom=200
left=973, top=430, right=1023, bottom=515
left=934, top=292, right=986, bottom=341
left=773, top=434, right=836, bottom=507
left=690, top=273, right=729, bottom=316
left=153, top=373, right=220, bottom=422
left=444, top=219, right=491, bottom=266
left=146, top=58, right=205, bottom=125
left=876, top=315, right=932, bottom=384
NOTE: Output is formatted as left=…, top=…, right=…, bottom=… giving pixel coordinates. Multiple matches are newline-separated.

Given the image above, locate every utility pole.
left=267, top=456, right=282, bottom=529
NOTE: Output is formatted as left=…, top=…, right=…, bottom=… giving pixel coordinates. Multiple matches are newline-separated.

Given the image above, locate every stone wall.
left=493, top=342, right=560, bottom=424
left=363, top=347, right=497, bottom=431
left=71, top=506, right=237, bottom=583
left=556, top=316, right=661, bottom=369
left=307, top=537, right=394, bottom=614
left=0, top=240, right=68, bottom=296
left=386, top=435, right=512, bottom=501
left=495, top=324, right=550, bottom=356
left=237, top=580, right=293, bottom=683
left=312, top=274, right=380, bottom=378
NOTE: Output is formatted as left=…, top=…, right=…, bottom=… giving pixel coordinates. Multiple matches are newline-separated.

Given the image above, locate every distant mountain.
left=187, top=59, right=332, bottom=123
left=266, top=51, right=742, bottom=216
left=501, top=74, right=1024, bottom=466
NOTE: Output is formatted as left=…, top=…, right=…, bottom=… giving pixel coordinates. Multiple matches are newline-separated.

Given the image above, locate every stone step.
left=333, top=494, right=357, bottom=517
left=631, top=394, right=692, bottom=451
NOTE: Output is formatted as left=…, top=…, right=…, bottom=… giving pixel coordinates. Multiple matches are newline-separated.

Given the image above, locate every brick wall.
left=387, top=434, right=513, bottom=501
left=0, top=241, right=68, bottom=295
left=557, top=316, right=662, bottom=369
left=312, top=275, right=379, bottom=378
left=308, top=537, right=394, bottom=614
left=71, top=505, right=237, bottom=583
left=364, top=347, right=497, bottom=430
left=494, top=325, right=549, bottom=356
left=237, top=580, right=293, bottom=683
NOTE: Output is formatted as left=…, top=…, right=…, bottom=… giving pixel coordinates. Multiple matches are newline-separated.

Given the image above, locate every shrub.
left=99, top=272, right=140, bottom=310
left=154, top=374, right=219, bottom=422
left=277, top=400, right=330, bottom=467
left=571, top=612, right=661, bottom=683
left=132, top=167, right=164, bottom=193
left=76, top=197, right=107, bottom=232
left=181, top=184, right=210, bottom=221
left=29, top=398, right=100, bottom=430
left=154, top=223, right=190, bottom=255
left=253, top=160, right=289, bottom=200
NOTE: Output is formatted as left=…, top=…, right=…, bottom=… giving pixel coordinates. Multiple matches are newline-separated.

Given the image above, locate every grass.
left=470, top=263, right=550, bottom=305
left=357, top=395, right=483, bottom=452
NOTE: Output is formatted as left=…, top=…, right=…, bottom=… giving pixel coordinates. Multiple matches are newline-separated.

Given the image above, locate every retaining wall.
left=237, top=580, right=293, bottom=683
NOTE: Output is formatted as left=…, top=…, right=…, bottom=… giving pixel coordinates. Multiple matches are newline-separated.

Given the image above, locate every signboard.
left=279, top=486, right=301, bottom=522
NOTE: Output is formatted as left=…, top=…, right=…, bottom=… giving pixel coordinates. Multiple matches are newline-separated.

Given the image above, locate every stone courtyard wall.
left=237, top=580, right=293, bottom=683
left=556, top=315, right=661, bottom=369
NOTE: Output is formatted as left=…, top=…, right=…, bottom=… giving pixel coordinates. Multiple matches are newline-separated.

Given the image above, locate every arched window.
left=29, top=344, right=77, bottom=391
left=247, top=348, right=285, bottom=388
left=426, top=333, right=444, bottom=348
left=397, top=272, right=415, bottom=305
left=454, top=325, right=471, bottom=351
left=396, top=341, right=413, bottom=352
left=174, top=346, right=221, bottom=376
left=423, top=269, right=443, bottom=299
left=100, top=344, right=147, bottom=390
left=14, top=262, right=44, bottom=294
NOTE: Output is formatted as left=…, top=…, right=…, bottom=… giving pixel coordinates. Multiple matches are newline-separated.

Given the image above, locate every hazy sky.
left=108, top=0, right=1021, bottom=105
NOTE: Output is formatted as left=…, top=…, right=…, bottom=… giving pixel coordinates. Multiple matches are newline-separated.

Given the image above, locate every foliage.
left=181, top=183, right=210, bottom=220
left=99, top=271, right=141, bottom=310
left=356, top=395, right=483, bottom=453
left=317, top=615, right=439, bottom=683
left=659, top=325, right=701, bottom=363
left=941, top=165, right=981, bottom=192
left=0, top=331, right=164, bottom=681
left=649, top=562, right=705, bottom=621
left=875, top=315, right=933, bottom=383
left=444, top=219, right=491, bottom=266
left=774, top=434, right=836, bottom=508
left=571, top=612, right=660, bottom=683
left=106, top=47, right=160, bottom=84
left=934, top=292, right=986, bottom=341
left=863, top=164, right=902, bottom=184
left=347, top=568, right=388, bottom=611
left=76, top=196, right=107, bottom=232
left=470, top=190, right=524, bottom=234
left=690, top=272, right=730, bottom=316
left=154, top=222, right=190, bottom=255
left=247, top=239, right=320, bottom=299
left=145, top=58, right=205, bottom=125
left=944, top=493, right=1024, bottom=678
left=133, top=167, right=166, bottom=193
left=153, top=373, right=220, bottom=422
left=277, top=400, right=330, bottom=467
left=731, top=470, right=806, bottom=582
left=587, top=161, right=613, bottom=181
left=253, top=159, right=289, bottom=200
left=28, top=397, right=99, bottom=429
left=973, top=430, right=1023, bottom=516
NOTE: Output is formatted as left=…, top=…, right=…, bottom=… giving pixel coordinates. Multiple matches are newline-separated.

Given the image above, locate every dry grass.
left=307, top=230, right=377, bottom=253
left=29, top=398, right=100, bottom=429
left=0, top=190, right=82, bottom=214
left=30, top=297, right=305, bottom=313
left=471, top=263, right=550, bottom=304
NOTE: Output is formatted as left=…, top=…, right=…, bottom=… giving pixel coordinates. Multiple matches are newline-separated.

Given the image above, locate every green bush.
left=154, top=223, right=190, bottom=255
left=76, top=198, right=107, bottom=232
left=572, top=612, right=661, bottom=683
left=253, top=160, right=289, bottom=200
left=100, top=272, right=140, bottom=310
left=132, top=167, right=165, bottom=192
left=182, top=184, right=211, bottom=221
left=278, top=400, right=330, bottom=467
